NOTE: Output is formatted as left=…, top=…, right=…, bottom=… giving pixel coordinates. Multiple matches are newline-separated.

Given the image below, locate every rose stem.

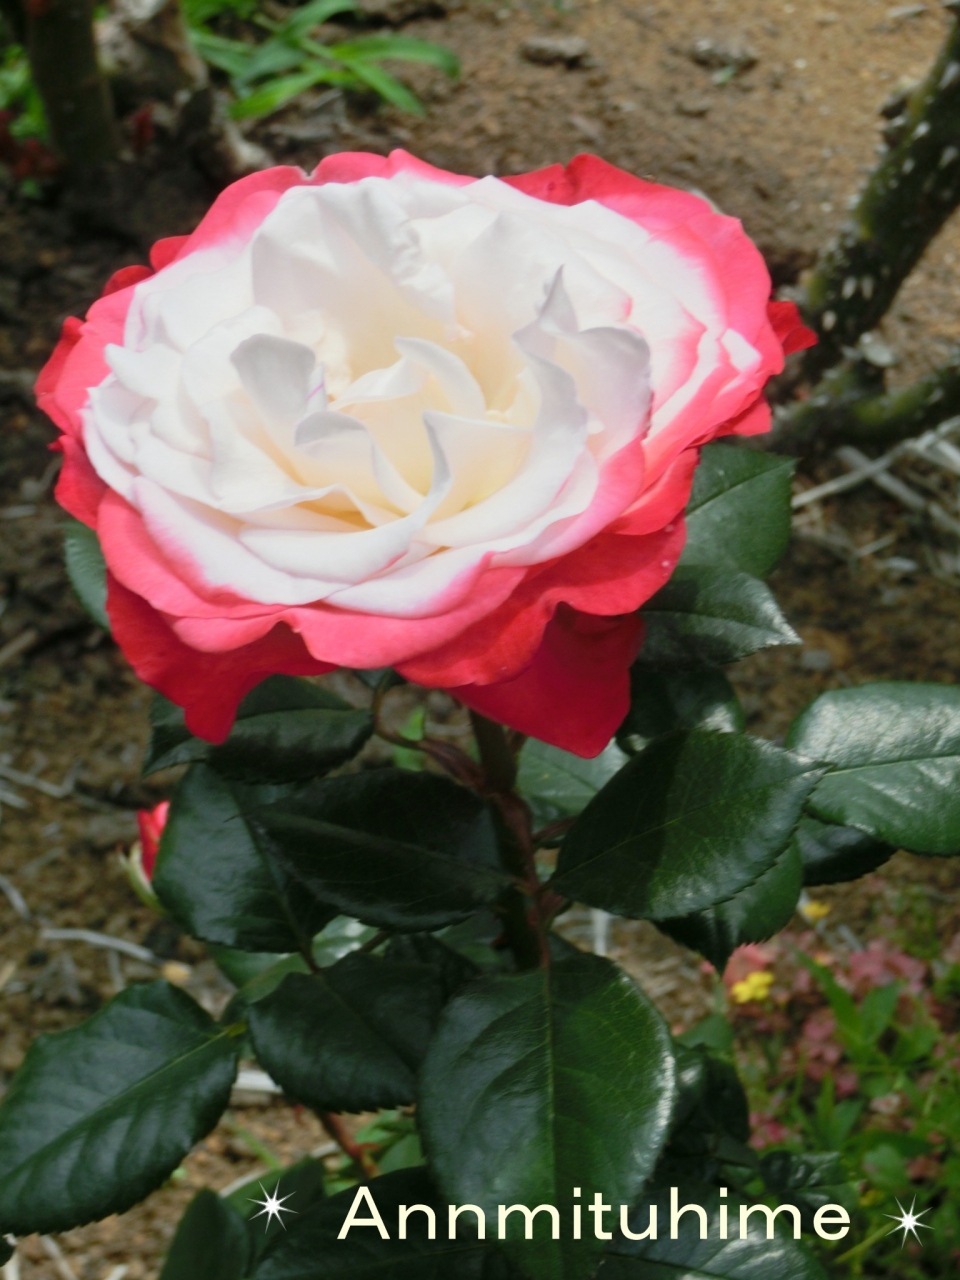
left=318, top=1112, right=380, bottom=1179
left=468, top=711, right=549, bottom=971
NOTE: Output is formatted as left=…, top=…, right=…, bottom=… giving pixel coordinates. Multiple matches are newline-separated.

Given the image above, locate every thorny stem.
left=801, top=16, right=960, bottom=378
left=318, top=1112, right=379, bottom=1179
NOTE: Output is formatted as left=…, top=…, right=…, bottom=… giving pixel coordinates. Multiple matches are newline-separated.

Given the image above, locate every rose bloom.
left=39, top=151, right=812, bottom=756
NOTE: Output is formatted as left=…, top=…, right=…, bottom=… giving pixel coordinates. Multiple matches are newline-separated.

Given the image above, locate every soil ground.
left=2, top=1, right=960, bottom=1275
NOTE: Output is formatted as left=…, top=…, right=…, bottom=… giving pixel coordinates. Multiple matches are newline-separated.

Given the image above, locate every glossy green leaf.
left=0, top=982, right=239, bottom=1234
left=144, top=677, right=373, bottom=782
left=419, top=951, right=675, bottom=1280
left=637, top=567, right=799, bottom=670
left=256, top=770, right=509, bottom=931
left=63, top=519, right=109, bottom=630
left=659, top=841, right=803, bottom=970
left=252, top=1168, right=500, bottom=1280
left=553, top=731, right=820, bottom=920
left=159, top=1190, right=250, bottom=1280
left=791, top=816, right=895, bottom=886
left=657, top=1044, right=753, bottom=1187
left=599, top=1183, right=828, bottom=1280
left=760, top=1150, right=858, bottom=1232
left=617, top=668, right=743, bottom=754
left=787, top=683, right=960, bottom=854
left=681, top=443, right=795, bottom=577
left=153, top=764, right=336, bottom=954
left=517, top=739, right=629, bottom=828
left=247, top=953, right=447, bottom=1111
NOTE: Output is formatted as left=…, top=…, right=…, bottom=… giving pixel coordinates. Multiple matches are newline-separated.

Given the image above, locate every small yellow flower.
left=800, top=898, right=832, bottom=923
left=730, top=970, right=774, bottom=1004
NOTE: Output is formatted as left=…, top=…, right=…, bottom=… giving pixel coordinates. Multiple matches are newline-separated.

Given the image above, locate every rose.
left=38, top=150, right=812, bottom=756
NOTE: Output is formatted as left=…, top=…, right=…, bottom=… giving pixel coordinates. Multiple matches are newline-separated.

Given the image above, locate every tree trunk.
left=26, top=0, right=119, bottom=170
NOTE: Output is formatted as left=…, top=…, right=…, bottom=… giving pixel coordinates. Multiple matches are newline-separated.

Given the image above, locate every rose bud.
left=38, top=152, right=813, bottom=757
left=123, top=799, right=169, bottom=909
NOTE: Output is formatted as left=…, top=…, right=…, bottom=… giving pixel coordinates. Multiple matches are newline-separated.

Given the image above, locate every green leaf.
left=659, top=841, right=803, bottom=971
left=419, top=951, right=675, bottom=1280
left=553, top=731, right=820, bottom=920
left=676, top=1012, right=734, bottom=1054
left=517, top=739, right=629, bottom=828
left=384, top=931, right=479, bottom=997
left=247, top=953, right=447, bottom=1111
left=159, top=1190, right=250, bottom=1280
left=255, top=770, right=510, bottom=932
left=190, top=30, right=258, bottom=79
left=232, top=41, right=306, bottom=90
left=760, top=1150, right=859, bottom=1232
left=329, top=35, right=460, bottom=77
left=658, top=1044, right=753, bottom=1186
left=218, top=918, right=380, bottom=1014
left=682, top=444, right=795, bottom=577
left=617, top=668, right=743, bottom=754
left=599, top=1183, right=828, bottom=1280
left=637, top=567, right=799, bottom=670
left=786, top=683, right=960, bottom=854
left=252, top=1168, right=500, bottom=1279
left=231, top=67, right=340, bottom=120
left=280, top=0, right=358, bottom=39
left=336, top=57, right=425, bottom=114
left=795, top=955, right=863, bottom=1048
left=0, top=982, right=239, bottom=1234
left=791, top=815, right=895, bottom=886
left=153, top=764, right=336, bottom=954
left=144, top=677, right=373, bottom=783
left=210, top=946, right=294, bottom=989
left=669, top=1044, right=749, bottom=1145
left=63, top=519, right=109, bottom=630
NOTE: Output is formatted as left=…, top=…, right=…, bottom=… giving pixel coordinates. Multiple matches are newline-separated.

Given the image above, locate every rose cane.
left=38, top=151, right=812, bottom=758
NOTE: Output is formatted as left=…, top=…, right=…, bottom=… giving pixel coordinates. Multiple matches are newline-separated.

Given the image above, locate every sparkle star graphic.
left=884, top=1197, right=932, bottom=1248
left=249, top=1182, right=297, bottom=1232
